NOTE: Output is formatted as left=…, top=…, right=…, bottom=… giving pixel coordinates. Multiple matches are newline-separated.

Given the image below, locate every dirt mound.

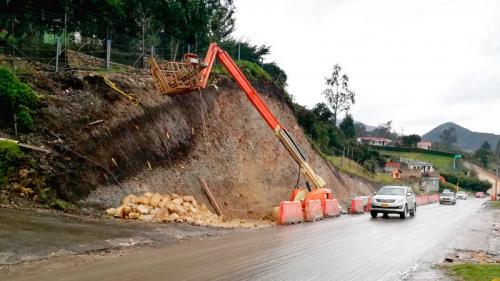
left=4, top=59, right=375, bottom=219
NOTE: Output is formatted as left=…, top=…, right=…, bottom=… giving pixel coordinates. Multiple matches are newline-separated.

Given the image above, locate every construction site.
left=1, top=1, right=499, bottom=281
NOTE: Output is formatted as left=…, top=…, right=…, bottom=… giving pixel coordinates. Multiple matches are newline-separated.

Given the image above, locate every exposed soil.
left=0, top=54, right=375, bottom=219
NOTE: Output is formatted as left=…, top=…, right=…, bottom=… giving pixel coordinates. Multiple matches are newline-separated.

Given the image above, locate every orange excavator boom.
left=149, top=43, right=331, bottom=202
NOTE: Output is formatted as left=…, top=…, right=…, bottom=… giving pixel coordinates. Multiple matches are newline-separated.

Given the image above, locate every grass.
left=326, top=155, right=397, bottom=185
left=443, top=264, right=500, bottom=281
left=379, top=151, right=456, bottom=173
left=488, top=200, right=500, bottom=209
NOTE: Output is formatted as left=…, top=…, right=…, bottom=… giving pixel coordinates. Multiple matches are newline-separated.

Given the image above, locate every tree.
left=339, top=114, right=355, bottom=139
left=311, top=103, right=333, bottom=123
left=371, top=121, right=395, bottom=139
left=439, top=127, right=457, bottom=150
left=475, top=141, right=492, bottom=167
left=402, top=134, right=421, bottom=147
left=354, top=123, right=367, bottom=138
left=322, top=64, right=355, bottom=127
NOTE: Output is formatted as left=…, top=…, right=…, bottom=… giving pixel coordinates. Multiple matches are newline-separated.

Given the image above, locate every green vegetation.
left=0, top=66, right=38, bottom=131
left=444, top=264, right=500, bottom=281
left=378, top=150, right=455, bottom=172
left=49, top=198, right=70, bottom=211
left=441, top=173, right=492, bottom=193
left=488, top=200, right=500, bottom=209
left=327, top=155, right=397, bottom=185
left=0, top=140, right=23, bottom=186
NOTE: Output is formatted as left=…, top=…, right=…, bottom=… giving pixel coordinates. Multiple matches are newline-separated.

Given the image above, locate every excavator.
left=149, top=42, right=332, bottom=214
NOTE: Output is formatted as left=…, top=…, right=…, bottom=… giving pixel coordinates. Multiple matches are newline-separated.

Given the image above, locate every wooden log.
left=199, top=177, right=223, bottom=217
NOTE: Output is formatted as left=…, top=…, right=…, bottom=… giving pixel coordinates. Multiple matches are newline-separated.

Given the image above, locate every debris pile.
left=106, top=192, right=270, bottom=228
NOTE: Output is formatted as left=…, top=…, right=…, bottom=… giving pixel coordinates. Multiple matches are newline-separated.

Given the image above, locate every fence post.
left=150, top=46, right=155, bottom=58
left=55, top=36, right=61, bottom=73
left=106, top=39, right=111, bottom=69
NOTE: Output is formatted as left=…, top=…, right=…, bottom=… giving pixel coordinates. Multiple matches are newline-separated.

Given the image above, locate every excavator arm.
left=199, top=43, right=327, bottom=193
left=149, top=43, right=331, bottom=202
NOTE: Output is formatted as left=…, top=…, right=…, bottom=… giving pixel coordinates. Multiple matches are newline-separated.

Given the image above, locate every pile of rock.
left=106, top=192, right=222, bottom=226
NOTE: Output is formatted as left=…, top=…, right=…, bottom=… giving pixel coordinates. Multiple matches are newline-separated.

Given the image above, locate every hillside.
left=422, top=122, right=500, bottom=151
left=0, top=56, right=375, bottom=219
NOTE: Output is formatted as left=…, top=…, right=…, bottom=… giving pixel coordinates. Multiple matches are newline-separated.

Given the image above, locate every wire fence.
left=0, top=8, right=237, bottom=72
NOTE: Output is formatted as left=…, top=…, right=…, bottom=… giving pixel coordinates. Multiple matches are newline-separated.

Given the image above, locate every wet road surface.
left=3, top=198, right=486, bottom=281
left=0, top=207, right=228, bottom=265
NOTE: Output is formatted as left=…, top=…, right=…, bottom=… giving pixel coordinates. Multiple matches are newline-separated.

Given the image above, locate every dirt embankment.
left=10, top=66, right=375, bottom=219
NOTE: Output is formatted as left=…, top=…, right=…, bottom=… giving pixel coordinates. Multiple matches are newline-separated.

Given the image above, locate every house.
left=400, top=157, right=434, bottom=173
left=356, top=137, right=392, bottom=146
left=417, top=141, right=432, bottom=150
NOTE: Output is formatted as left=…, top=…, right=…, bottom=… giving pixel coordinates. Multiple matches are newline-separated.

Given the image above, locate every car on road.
left=456, top=191, right=467, bottom=200
left=370, top=185, right=416, bottom=219
left=439, top=191, right=456, bottom=205
left=475, top=192, right=486, bottom=198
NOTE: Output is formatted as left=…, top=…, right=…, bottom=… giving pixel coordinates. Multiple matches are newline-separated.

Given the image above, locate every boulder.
left=133, top=196, right=149, bottom=205
left=136, top=205, right=150, bottom=215
left=128, top=212, right=140, bottom=219
left=154, top=208, right=170, bottom=222
left=122, top=194, right=137, bottom=205
left=149, top=193, right=162, bottom=207
left=172, top=198, right=183, bottom=205
left=106, top=208, right=116, bottom=216
left=138, top=214, right=153, bottom=221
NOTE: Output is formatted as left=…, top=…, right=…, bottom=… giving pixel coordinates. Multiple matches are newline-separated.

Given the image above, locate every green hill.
left=378, top=150, right=457, bottom=173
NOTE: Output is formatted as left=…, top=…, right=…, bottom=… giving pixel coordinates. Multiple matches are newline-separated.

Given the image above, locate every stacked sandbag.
left=105, top=192, right=222, bottom=226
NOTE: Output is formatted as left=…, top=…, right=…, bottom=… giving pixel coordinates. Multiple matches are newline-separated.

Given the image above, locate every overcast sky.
left=233, top=0, right=500, bottom=135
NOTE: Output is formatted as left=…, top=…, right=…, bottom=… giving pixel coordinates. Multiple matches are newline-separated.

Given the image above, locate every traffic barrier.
left=349, top=197, right=364, bottom=214
left=364, top=197, right=372, bottom=212
left=322, top=199, right=341, bottom=217
left=491, top=194, right=497, bottom=201
left=421, top=196, right=429, bottom=205
left=304, top=200, right=324, bottom=221
left=433, top=194, right=439, bottom=202
left=416, top=196, right=423, bottom=206
left=278, top=201, right=304, bottom=225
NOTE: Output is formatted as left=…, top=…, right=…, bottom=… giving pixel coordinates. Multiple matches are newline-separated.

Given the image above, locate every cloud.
left=233, top=0, right=500, bottom=135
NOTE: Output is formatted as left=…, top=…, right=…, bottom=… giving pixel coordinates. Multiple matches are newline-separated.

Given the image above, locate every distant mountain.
left=422, top=122, right=500, bottom=151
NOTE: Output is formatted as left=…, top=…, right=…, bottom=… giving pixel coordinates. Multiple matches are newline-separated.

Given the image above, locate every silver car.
left=370, top=186, right=417, bottom=219
left=456, top=191, right=467, bottom=200
left=440, top=191, right=456, bottom=204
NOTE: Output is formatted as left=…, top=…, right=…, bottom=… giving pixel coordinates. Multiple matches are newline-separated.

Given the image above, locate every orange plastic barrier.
left=322, top=199, right=341, bottom=217
left=364, top=197, right=372, bottom=212
left=349, top=197, right=364, bottom=214
left=304, top=200, right=324, bottom=221
left=491, top=194, right=497, bottom=201
left=278, top=201, right=304, bottom=225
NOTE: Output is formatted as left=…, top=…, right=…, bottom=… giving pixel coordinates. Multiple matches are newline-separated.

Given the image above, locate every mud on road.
left=0, top=207, right=236, bottom=266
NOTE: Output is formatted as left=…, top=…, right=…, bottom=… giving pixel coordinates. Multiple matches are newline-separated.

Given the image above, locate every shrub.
left=16, top=107, right=35, bottom=131
left=236, top=60, right=272, bottom=81
left=0, top=66, right=38, bottom=131
left=0, top=140, right=23, bottom=186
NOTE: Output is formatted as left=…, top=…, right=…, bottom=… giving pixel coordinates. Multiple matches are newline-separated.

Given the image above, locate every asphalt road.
left=3, top=198, right=486, bottom=281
